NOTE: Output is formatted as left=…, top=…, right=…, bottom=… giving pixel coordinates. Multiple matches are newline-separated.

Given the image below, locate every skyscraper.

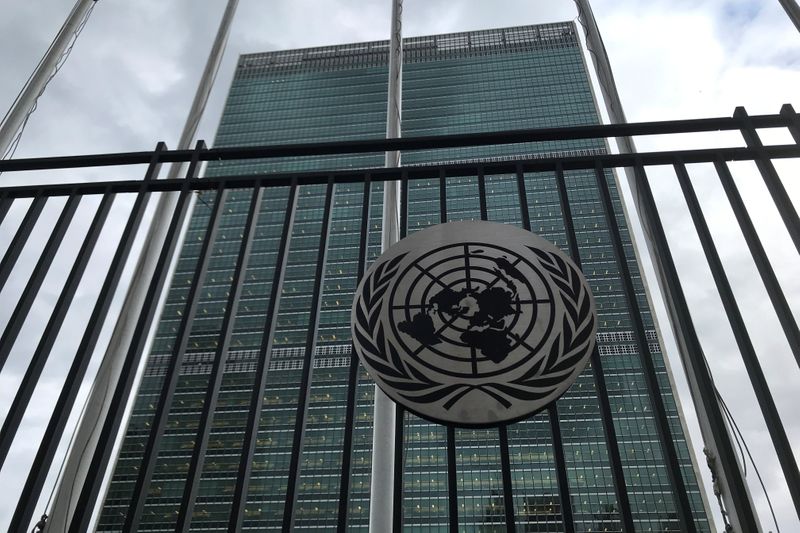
left=98, top=22, right=712, bottom=531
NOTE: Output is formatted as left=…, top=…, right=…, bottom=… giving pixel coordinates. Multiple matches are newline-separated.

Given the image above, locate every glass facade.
left=98, top=22, right=711, bottom=531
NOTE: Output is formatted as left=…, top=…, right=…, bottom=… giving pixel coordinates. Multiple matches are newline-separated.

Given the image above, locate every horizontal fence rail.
left=0, top=110, right=794, bottom=173
left=0, top=106, right=797, bottom=532
left=2, top=145, right=799, bottom=197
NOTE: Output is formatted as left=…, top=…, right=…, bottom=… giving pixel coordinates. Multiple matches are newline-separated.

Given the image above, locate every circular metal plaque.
left=351, top=221, right=597, bottom=427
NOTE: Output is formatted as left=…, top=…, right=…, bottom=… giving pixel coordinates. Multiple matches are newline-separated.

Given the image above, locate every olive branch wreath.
left=353, top=248, right=595, bottom=414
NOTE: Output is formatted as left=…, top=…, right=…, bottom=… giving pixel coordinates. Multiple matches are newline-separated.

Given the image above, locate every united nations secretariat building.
left=88, top=22, right=716, bottom=532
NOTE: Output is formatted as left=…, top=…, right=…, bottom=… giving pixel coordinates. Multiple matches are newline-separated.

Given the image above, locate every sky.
left=0, top=0, right=798, bottom=530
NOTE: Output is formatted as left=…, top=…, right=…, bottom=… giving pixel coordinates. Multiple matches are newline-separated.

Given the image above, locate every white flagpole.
left=369, top=0, right=402, bottom=531
left=44, top=1, right=240, bottom=531
left=0, top=0, right=98, bottom=158
left=573, top=0, right=759, bottom=530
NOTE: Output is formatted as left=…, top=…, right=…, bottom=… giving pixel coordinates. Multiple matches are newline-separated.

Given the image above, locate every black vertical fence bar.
left=547, top=405, right=573, bottom=532
left=477, top=165, right=487, bottom=220
left=734, top=106, right=800, bottom=253
left=780, top=104, right=800, bottom=143
left=438, top=174, right=459, bottom=533
left=628, top=157, right=759, bottom=529
left=400, top=171, right=408, bottom=237
left=0, top=194, right=46, bottom=293
left=0, top=193, right=80, bottom=371
left=713, top=157, right=800, bottom=368
left=478, top=167, right=515, bottom=531
left=7, top=143, right=166, bottom=533
left=514, top=164, right=530, bottom=231
left=592, top=162, right=696, bottom=532
left=176, top=184, right=264, bottom=532
left=551, top=163, right=633, bottom=532
left=0, top=193, right=11, bottom=227
left=337, top=175, right=372, bottom=533
left=392, top=408, right=405, bottom=533
left=123, top=182, right=227, bottom=533
left=282, top=177, right=335, bottom=531
left=439, top=168, right=447, bottom=223
left=392, top=172, right=409, bottom=532
left=498, top=426, right=516, bottom=532
left=674, top=160, right=800, bottom=519
left=0, top=191, right=113, bottom=468
left=446, top=425, right=458, bottom=533
left=229, top=181, right=298, bottom=532
left=67, top=143, right=201, bottom=533
left=516, top=164, right=575, bottom=532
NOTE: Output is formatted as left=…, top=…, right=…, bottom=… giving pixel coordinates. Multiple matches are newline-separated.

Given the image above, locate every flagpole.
left=0, top=0, right=98, bottom=158
left=574, top=0, right=760, bottom=530
left=44, top=1, right=239, bottom=531
left=369, top=0, right=402, bottom=531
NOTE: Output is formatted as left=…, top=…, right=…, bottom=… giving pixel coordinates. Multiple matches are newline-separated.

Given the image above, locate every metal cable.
left=698, top=337, right=781, bottom=531
left=1, top=1, right=97, bottom=161
left=716, top=387, right=781, bottom=533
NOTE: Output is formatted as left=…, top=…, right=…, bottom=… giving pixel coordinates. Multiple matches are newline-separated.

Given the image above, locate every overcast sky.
left=0, top=0, right=798, bottom=531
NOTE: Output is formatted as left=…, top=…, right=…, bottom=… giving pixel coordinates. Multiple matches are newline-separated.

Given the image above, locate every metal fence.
left=0, top=105, right=798, bottom=532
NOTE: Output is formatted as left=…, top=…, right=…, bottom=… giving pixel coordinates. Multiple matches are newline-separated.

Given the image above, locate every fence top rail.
left=0, top=107, right=795, bottom=174
left=1, top=143, right=798, bottom=198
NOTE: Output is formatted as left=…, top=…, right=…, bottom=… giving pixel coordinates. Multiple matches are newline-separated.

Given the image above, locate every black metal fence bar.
left=593, top=162, right=696, bottom=532
left=782, top=104, right=800, bottom=142
left=439, top=168, right=447, bottom=222
left=552, top=163, right=635, bottom=532
left=392, top=407, right=405, bottom=533
left=0, top=191, right=112, bottom=469
left=0, top=193, right=80, bottom=372
left=477, top=166, right=487, bottom=220
left=0, top=111, right=792, bottom=174
left=0, top=195, right=46, bottom=293
left=393, top=173, right=409, bottom=532
left=674, top=160, right=800, bottom=519
left=2, top=145, right=798, bottom=202
left=282, top=178, right=335, bottom=531
left=229, top=181, right=298, bottom=532
left=628, top=158, right=760, bottom=530
left=477, top=166, right=516, bottom=532
left=514, top=165, right=530, bottom=231
left=0, top=193, right=11, bottom=226
left=400, top=171, right=408, bottom=236
left=446, top=425, right=458, bottom=533
left=498, top=426, right=517, bottom=532
left=177, top=185, right=264, bottom=532
left=712, top=158, right=800, bottom=368
left=337, top=175, right=372, bottom=533
left=735, top=107, right=800, bottom=253
left=516, top=163, right=575, bottom=533
left=123, top=182, right=227, bottom=533
left=18, top=142, right=161, bottom=533
left=547, top=405, right=573, bottom=532
left=437, top=178, right=461, bottom=533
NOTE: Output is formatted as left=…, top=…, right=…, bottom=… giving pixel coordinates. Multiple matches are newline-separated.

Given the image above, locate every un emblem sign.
left=352, top=221, right=597, bottom=427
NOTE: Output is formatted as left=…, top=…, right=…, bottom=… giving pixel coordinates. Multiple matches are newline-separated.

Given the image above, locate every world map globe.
left=397, top=255, right=528, bottom=365
left=388, top=240, right=556, bottom=381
